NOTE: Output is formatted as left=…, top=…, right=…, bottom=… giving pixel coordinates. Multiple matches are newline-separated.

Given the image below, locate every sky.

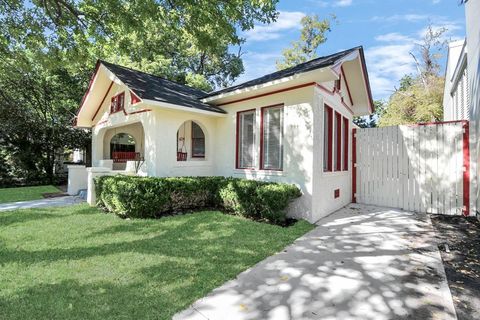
left=235, top=0, right=466, bottom=100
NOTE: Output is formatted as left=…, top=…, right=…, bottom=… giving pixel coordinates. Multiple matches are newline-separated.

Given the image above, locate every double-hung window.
left=343, top=117, right=349, bottom=171
left=191, top=122, right=205, bottom=158
left=261, top=105, right=284, bottom=170
left=323, top=105, right=333, bottom=172
left=237, top=110, right=256, bottom=169
left=335, top=112, right=342, bottom=171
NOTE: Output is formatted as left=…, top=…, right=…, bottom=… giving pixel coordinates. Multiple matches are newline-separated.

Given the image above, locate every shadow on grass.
left=0, top=206, right=312, bottom=320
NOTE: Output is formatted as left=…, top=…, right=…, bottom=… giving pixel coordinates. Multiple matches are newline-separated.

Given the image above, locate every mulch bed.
left=430, top=214, right=480, bottom=320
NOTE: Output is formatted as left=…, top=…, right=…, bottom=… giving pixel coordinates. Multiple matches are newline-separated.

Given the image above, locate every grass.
left=0, top=204, right=314, bottom=320
left=0, top=185, right=61, bottom=203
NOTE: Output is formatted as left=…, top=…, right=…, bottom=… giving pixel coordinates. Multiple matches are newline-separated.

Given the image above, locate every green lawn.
left=0, top=185, right=61, bottom=203
left=0, top=204, right=313, bottom=320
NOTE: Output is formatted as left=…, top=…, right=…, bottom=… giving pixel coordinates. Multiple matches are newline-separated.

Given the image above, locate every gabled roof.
left=203, top=46, right=362, bottom=98
left=100, top=60, right=226, bottom=114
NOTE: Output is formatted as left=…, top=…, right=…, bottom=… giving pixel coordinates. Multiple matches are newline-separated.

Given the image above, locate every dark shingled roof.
left=202, top=46, right=362, bottom=98
left=100, top=60, right=226, bottom=114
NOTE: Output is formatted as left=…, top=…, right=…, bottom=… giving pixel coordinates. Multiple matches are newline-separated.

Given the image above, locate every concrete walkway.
left=0, top=196, right=85, bottom=211
left=174, top=204, right=456, bottom=320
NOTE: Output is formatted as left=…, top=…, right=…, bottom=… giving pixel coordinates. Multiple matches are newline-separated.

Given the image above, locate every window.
left=191, top=122, right=205, bottom=158
left=343, top=117, right=349, bottom=171
left=323, top=105, right=333, bottom=172
left=237, top=110, right=256, bottom=169
left=335, top=112, right=342, bottom=171
left=110, top=92, right=125, bottom=113
left=261, top=105, right=284, bottom=170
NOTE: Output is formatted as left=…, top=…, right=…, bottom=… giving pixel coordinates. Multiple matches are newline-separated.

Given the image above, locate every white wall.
left=443, top=40, right=467, bottom=121
left=466, top=0, right=480, bottom=214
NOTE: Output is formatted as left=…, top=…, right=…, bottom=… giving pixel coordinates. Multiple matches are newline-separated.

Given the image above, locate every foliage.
left=276, top=14, right=335, bottom=70
left=0, top=185, right=60, bottom=203
left=378, top=24, right=446, bottom=126
left=0, top=204, right=313, bottom=320
left=95, top=176, right=302, bottom=224
left=353, top=100, right=386, bottom=128
left=0, top=0, right=280, bottom=183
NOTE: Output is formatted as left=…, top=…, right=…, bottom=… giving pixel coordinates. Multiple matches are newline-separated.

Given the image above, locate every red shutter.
left=343, top=117, right=349, bottom=171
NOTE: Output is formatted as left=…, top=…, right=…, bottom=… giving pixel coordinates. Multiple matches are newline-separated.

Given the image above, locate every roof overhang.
left=142, top=99, right=227, bottom=117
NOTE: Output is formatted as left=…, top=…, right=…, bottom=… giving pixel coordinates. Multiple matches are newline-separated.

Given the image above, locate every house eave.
left=143, top=99, right=227, bottom=117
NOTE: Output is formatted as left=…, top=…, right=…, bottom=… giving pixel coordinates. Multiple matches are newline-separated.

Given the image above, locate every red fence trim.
left=463, top=121, right=470, bottom=216
left=352, top=128, right=357, bottom=203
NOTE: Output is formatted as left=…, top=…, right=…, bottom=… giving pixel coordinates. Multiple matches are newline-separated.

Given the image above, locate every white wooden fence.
left=353, top=121, right=469, bottom=215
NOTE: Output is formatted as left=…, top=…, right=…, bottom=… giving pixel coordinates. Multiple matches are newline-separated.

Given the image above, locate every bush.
left=95, top=176, right=301, bottom=224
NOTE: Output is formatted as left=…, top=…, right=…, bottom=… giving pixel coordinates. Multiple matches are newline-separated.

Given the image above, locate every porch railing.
left=112, top=151, right=139, bottom=163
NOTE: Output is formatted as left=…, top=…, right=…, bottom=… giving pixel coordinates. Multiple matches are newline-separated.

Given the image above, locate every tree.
left=353, top=100, right=386, bottom=128
left=378, top=25, right=446, bottom=126
left=276, top=14, right=334, bottom=70
left=0, top=0, right=280, bottom=183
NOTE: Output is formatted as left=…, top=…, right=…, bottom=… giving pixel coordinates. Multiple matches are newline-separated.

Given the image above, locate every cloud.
left=243, top=11, right=305, bottom=42
left=374, top=33, right=415, bottom=43
left=234, top=52, right=282, bottom=85
left=334, top=0, right=353, bottom=7
left=370, top=14, right=431, bottom=23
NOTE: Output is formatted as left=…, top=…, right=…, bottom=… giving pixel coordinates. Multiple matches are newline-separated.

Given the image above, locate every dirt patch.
left=430, top=214, right=480, bottom=320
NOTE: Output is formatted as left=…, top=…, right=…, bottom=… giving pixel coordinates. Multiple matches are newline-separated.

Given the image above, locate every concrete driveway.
left=0, top=196, right=84, bottom=211
left=174, top=204, right=456, bottom=320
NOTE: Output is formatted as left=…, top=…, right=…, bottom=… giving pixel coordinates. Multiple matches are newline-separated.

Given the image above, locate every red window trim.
left=335, top=111, right=342, bottom=171
left=343, top=117, right=349, bottom=171
left=324, top=104, right=333, bottom=172
left=260, top=104, right=284, bottom=171
left=191, top=121, right=205, bottom=158
left=236, top=109, right=257, bottom=169
left=110, top=92, right=125, bottom=114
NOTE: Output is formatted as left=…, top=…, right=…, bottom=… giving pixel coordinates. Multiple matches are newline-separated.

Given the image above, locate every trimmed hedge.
left=95, top=176, right=301, bottom=224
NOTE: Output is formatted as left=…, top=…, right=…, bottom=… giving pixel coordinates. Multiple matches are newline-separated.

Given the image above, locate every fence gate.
left=353, top=121, right=469, bottom=215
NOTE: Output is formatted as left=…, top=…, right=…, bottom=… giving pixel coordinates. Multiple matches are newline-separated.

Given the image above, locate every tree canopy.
left=276, top=14, right=334, bottom=70
left=0, top=0, right=280, bottom=184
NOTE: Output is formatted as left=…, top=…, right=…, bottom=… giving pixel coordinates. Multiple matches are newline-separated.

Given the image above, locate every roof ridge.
left=99, top=60, right=208, bottom=96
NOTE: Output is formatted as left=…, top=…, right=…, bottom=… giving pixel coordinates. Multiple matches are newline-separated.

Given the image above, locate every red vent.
left=334, top=189, right=340, bottom=198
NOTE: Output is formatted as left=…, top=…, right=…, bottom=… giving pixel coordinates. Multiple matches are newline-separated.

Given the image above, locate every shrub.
left=95, top=175, right=301, bottom=224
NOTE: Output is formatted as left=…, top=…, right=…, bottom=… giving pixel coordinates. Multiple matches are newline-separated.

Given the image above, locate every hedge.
left=95, top=175, right=301, bottom=224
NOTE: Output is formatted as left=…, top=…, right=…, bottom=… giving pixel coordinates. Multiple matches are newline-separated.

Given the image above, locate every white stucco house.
left=71, top=46, right=374, bottom=223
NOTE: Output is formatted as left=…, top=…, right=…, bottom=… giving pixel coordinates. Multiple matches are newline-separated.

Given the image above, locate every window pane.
left=238, top=111, right=256, bottom=168
left=191, top=122, right=205, bottom=157
left=323, top=106, right=332, bottom=171
left=343, top=117, right=349, bottom=171
left=262, top=106, right=283, bottom=170
left=335, top=112, right=342, bottom=171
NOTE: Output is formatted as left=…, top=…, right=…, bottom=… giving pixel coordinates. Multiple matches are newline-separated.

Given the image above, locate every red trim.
left=340, top=99, right=354, bottom=115
left=358, top=47, right=374, bottom=113
left=341, top=66, right=354, bottom=106
left=130, top=90, right=142, bottom=105
left=409, top=119, right=468, bottom=127
left=91, top=80, right=114, bottom=121
left=260, top=104, right=284, bottom=171
left=463, top=121, right=470, bottom=216
left=217, top=83, right=314, bottom=107
left=316, top=83, right=335, bottom=96
left=324, top=105, right=333, bottom=172
left=76, top=60, right=101, bottom=119
left=335, top=112, right=342, bottom=171
left=236, top=109, right=256, bottom=169
left=343, top=117, right=349, bottom=171
left=127, top=109, right=151, bottom=115
left=352, top=128, right=357, bottom=203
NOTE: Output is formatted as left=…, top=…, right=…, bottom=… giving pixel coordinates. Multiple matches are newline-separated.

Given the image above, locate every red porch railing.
left=112, top=151, right=139, bottom=163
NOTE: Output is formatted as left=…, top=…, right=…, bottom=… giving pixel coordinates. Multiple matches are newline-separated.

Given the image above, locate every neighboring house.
left=443, top=39, right=469, bottom=121
left=73, top=46, right=373, bottom=223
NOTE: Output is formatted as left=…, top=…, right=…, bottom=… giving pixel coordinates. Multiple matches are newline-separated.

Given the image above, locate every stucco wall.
left=466, top=0, right=480, bottom=214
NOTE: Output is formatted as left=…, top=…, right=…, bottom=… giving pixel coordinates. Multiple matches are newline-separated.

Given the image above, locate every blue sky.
left=235, top=0, right=466, bottom=100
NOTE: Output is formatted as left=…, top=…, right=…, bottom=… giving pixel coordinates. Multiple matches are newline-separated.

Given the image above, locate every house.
left=71, top=46, right=373, bottom=223
left=443, top=0, right=480, bottom=215
left=443, top=39, right=469, bottom=121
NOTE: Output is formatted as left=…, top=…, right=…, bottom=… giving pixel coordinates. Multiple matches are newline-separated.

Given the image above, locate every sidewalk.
left=0, top=196, right=85, bottom=211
